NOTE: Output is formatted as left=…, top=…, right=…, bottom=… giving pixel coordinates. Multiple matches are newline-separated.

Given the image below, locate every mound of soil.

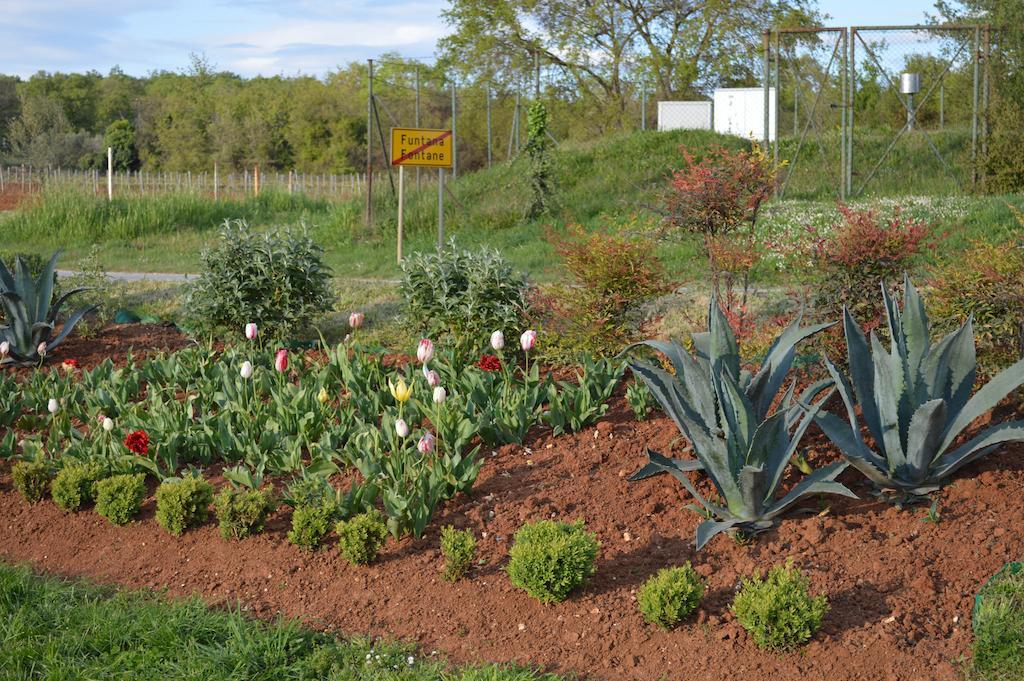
left=2, top=325, right=1022, bottom=680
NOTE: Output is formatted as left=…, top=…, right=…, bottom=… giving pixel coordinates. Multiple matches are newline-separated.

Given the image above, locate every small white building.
left=657, top=101, right=713, bottom=132
left=712, top=87, right=776, bottom=142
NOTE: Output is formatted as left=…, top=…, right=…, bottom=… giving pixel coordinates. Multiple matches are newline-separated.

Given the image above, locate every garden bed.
left=2, top=385, right=1021, bottom=680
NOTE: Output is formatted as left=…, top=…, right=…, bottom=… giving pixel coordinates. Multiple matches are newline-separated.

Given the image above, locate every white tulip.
left=102, top=417, right=114, bottom=432
left=0, top=341, right=8, bottom=358
left=47, top=398, right=59, bottom=414
left=395, top=418, right=410, bottom=438
left=432, top=386, right=447, bottom=404
left=240, top=361, right=254, bottom=380
left=490, top=330, right=505, bottom=351
left=37, top=342, right=47, bottom=358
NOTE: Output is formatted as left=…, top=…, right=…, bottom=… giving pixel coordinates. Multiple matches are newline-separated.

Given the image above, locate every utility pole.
left=365, top=58, right=374, bottom=230
left=451, top=80, right=457, bottom=179
left=415, top=65, right=421, bottom=191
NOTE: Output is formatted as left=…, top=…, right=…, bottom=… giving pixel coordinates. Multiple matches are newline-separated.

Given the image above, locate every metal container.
left=900, top=72, right=921, bottom=95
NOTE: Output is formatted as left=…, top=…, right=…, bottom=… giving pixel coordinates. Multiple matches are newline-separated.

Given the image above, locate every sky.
left=0, top=0, right=950, bottom=79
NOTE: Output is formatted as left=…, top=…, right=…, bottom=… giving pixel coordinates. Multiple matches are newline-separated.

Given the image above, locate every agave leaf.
left=45, top=305, right=98, bottom=350
left=765, top=461, right=856, bottom=520
left=943, top=317, right=977, bottom=418
left=46, top=287, right=92, bottom=323
left=880, top=280, right=907, bottom=362
left=746, top=410, right=787, bottom=475
left=931, top=421, right=1024, bottom=481
left=629, top=449, right=723, bottom=517
left=871, top=332, right=907, bottom=466
left=695, top=518, right=741, bottom=551
left=34, top=251, right=60, bottom=324
left=747, top=316, right=832, bottom=418
left=921, top=323, right=966, bottom=400
left=716, top=370, right=755, bottom=470
left=844, top=308, right=884, bottom=446
left=0, top=257, right=15, bottom=293
left=938, top=357, right=1024, bottom=454
left=629, top=360, right=709, bottom=445
left=768, top=389, right=833, bottom=498
left=823, top=355, right=859, bottom=429
left=707, top=298, right=740, bottom=381
left=902, top=399, right=947, bottom=484
left=736, top=464, right=766, bottom=519
left=629, top=340, right=716, bottom=426
left=814, top=411, right=890, bottom=484
left=14, top=256, right=36, bottom=318
left=627, top=449, right=703, bottom=480
left=901, top=275, right=930, bottom=386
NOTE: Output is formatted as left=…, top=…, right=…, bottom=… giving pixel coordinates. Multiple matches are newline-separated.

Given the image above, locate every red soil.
left=2, top=325, right=1023, bottom=680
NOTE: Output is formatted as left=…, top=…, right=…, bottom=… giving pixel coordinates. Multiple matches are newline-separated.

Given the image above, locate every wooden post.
left=214, top=162, right=219, bottom=201
left=397, top=165, right=404, bottom=264
left=106, top=147, right=113, bottom=201
left=254, top=164, right=260, bottom=197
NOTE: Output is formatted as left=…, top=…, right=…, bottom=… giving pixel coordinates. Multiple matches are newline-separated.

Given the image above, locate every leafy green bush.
left=93, top=474, right=147, bottom=525
left=213, top=486, right=277, bottom=540
left=637, top=564, right=705, bottom=629
left=972, top=565, right=1024, bottom=679
left=731, top=560, right=828, bottom=650
left=625, top=380, right=655, bottom=421
left=440, top=525, right=476, bottom=582
left=400, top=243, right=527, bottom=356
left=506, top=519, right=599, bottom=604
left=928, top=238, right=1024, bottom=375
left=288, top=504, right=337, bottom=551
left=51, top=462, right=100, bottom=512
left=186, top=220, right=333, bottom=339
left=60, top=246, right=125, bottom=338
left=336, top=511, right=388, bottom=565
left=155, top=475, right=214, bottom=536
left=12, top=461, right=51, bottom=504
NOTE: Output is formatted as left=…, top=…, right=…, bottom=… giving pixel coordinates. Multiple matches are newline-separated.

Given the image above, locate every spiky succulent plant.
left=627, top=299, right=856, bottom=550
left=0, top=252, right=95, bottom=366
left=815, top=276, right=1024, bottom=500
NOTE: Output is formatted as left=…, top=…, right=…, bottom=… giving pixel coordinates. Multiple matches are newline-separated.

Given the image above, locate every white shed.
left=712, top=87, right=776, bottom=142
left=657, top=101, right=713, bottom=132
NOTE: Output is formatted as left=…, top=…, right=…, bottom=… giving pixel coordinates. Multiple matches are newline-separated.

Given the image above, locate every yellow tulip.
left=389, top=377, right=413, bottom=403
left=317, top=387, right=330, bottom=405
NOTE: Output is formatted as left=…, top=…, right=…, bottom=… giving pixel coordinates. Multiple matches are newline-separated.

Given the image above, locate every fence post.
left=366, top=58, right=374, bottom=230
left=106, top=147, right=113, bottom=201
left=486, top=85, right=492, bottom=167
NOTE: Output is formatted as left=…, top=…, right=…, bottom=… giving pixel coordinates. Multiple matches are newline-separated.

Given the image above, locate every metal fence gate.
left=764, top=24, right=989, bottom=199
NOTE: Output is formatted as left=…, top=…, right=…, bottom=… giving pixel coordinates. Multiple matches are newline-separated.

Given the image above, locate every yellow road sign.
left=391, top=127, right=453, bottom=168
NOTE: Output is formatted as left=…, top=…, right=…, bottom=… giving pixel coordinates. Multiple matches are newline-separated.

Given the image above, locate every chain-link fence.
left=765, top=24, right=990, bottom=199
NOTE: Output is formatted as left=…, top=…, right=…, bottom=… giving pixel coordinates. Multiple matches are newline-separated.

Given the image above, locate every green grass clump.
left=155, top=475, right=215, bottom=536
left=972, top=566, right=1024, bottom=680
left=731, top=560, right=828, bottom=650
left=0, top=563, right=563, bottom=680
left=11, top=461, right=51, bottom=504
left=637, top=564, right=705, bottom=630
left=336, top=511, right=388, bottom=565
left=213, top=487, right=277, bottom=540
left=51, top=463, right=101, bottom=512
left=440, top=526, right=477, bottom=582
left=93, top=474, right=147, bottom=525
left=506, top=519, right=599, bottom=604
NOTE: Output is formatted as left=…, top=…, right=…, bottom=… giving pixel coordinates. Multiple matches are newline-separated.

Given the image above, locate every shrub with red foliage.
left=124, top=430, right=150, bottom=456
left=476, top=355, right=502, bottom=372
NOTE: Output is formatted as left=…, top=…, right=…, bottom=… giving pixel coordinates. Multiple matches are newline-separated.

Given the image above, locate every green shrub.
left=637, top=564, right=705, bottom=629
left=213, top=486, right=277, bottom=540
left=11, top=461, right=51, bottom=504
left=155, top=475, right=214, bottom=536
left=506, top=519, right=599, bottom=604
left=93, top=474, right=147, bottom=525
left=625, top=379, right=656, bottom=421
left=972, top=565, right=1024, bottom=679
left=186, top=220, right=333, bottom=339
left=400, top=243, right=527, bottom=357
left=440, top=526, right=476, bottom=581
left=928, top=238, right=1024, bottom=375
left=51, top=462, right=100, bottom=511
left=731, top=560, right=829, bottom=650
left=288, top=504, right=337, bottom=551
left=336, top=511, right=388, bottom=565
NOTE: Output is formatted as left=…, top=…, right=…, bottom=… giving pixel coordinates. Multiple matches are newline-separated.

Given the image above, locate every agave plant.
left=0, top=252, right=95, bottom=366
left=815, top=276, right=1024, bottom=500
left=627, top=299, right=855, bottom=550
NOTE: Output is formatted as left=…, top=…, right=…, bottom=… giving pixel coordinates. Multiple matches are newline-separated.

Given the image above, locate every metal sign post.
left=390, top=127, right=454, bottom=262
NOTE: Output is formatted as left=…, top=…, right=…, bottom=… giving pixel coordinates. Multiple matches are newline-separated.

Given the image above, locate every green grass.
left=0, top=562, right=563, bottom=681
left=2, top=127, right=1021, bottom=285
left=970, top=565, right=1024, bottom=680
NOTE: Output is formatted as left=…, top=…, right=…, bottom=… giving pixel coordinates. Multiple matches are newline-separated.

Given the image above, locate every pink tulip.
left=417, top=432, right=436, bottom=455
left=520, top=330, right=537, bottom=352
left=395, top=418, right=410, bottom=438
left=37, top=341, right=47, bottom=358
left=417, top=338, right=435, bottom=364
left=349, top=312, right=365, bottom=329
left=245, top=323, right=258, bottom=340
left=425, top=369, right=441, bottom=387
left=274, top=349, right=289, bottom=373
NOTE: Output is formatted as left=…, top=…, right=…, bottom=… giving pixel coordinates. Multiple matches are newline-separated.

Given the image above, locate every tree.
left=104, top=119, right=138, bottom=171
